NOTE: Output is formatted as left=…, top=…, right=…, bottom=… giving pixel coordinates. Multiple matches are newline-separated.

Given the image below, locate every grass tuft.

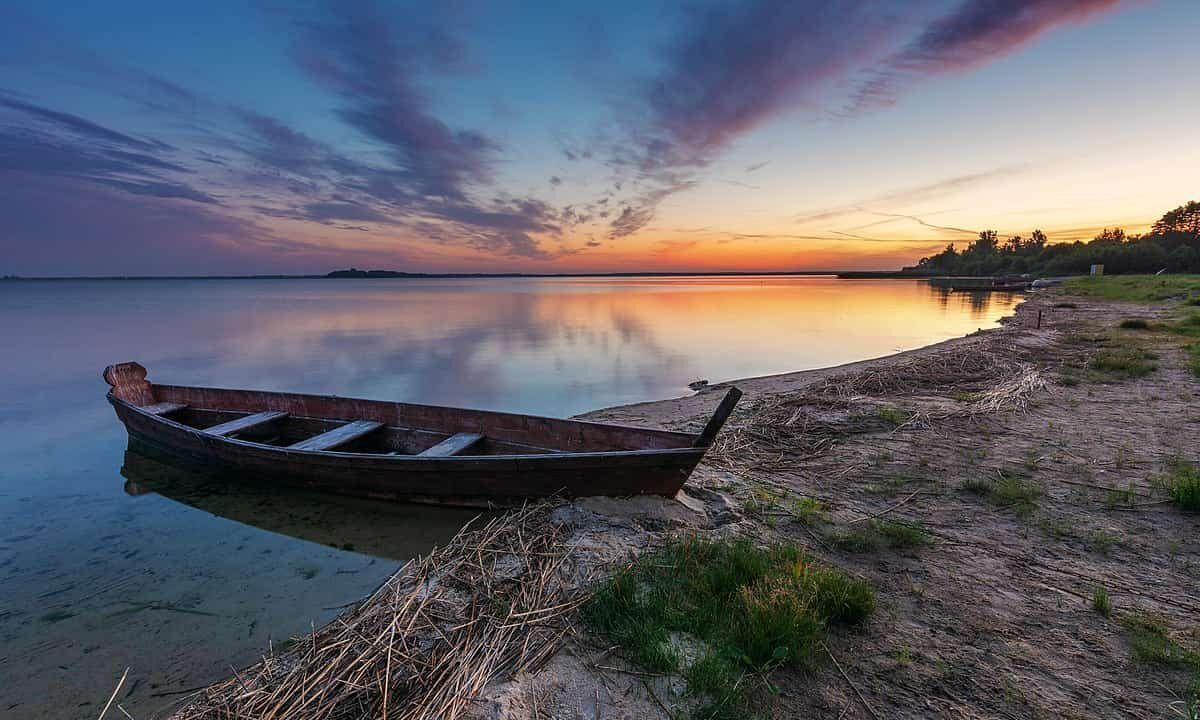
left=583, top=537, right=874, bottom=718
left=876, top=406, right=909, bottom=426
left=961, top=474, right=1041, bottom=517
left=1158, top=461, right=1200, bottom=512
left=1122, top=611, right=1200, bottom=671
left=828, top=519, right=929, bottom=553
left=1187, top=343, right=1200, bottom=377
left=1092, top=585, right=1111, bottom=616
left=786, top=497, right=825, bottom=525
left=1091, top=346, right=1157, bottom=378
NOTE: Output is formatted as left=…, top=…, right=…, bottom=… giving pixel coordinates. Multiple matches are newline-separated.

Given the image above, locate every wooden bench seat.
left=418, top=432, right=485, bottom=457
left=203, top=411, right=289, bottom=437
left=142, top=402, right=187, bottom=416
left=288, top=420, right=383, bottom=452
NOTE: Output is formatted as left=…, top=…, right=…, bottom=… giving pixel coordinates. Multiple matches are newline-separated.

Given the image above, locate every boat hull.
left=110, top=397, right=706, bottom=507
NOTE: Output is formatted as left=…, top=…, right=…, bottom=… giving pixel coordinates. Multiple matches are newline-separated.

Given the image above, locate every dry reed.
left=174, top=503, right=583, bottom=720
left=705, top=342, right=1043, bottom=473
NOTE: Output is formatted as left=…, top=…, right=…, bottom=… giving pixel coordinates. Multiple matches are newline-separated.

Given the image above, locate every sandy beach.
left=174, top=285, right=1200, bottom=720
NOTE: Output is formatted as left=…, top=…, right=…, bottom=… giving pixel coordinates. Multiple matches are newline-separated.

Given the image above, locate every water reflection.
left=121, top=449, right=482, bottom=562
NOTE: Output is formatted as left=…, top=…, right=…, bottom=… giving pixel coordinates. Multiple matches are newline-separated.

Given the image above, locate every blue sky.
left=1, top=0, right=1197, bottom=275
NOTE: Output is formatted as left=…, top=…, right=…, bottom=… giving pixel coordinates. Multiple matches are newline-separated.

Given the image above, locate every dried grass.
left=174, top=504, right=584, bottom=720
left=811, top=344, right=1008, bottom=399
left=705, top=342, right=1044, bottom=473
left=954, top=366, right=1047, bottom=416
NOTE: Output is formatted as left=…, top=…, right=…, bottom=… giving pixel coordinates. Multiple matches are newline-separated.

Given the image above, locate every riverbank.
left=173, top=281, right=1200, bottom=719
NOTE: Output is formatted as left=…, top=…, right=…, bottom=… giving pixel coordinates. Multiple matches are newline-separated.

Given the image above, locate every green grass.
left=1091, top=344, right=1157, bottom=379
left=1123, top=611, right=1200, bottom=672
left=1092, top=585, right=1111, bottom=616
left=876, top=406, right=909, bottom=426
left=1120, top=318, right=1152, bottom=330
left=743, top=485, right=782, bottom=517
left=1172, top=311, right=1200, bottom=335
left=1121, top=611, right=1200, bottom=705
left=1064, top=277, right=1200, bottom=378
left=961, top=474, right=1041, bottom=517
left=1163, top=313, right=1200, bottom=376
left=1187, top=343, right=1200, bottom=377
left=582, top=537, right=874, bottom=718
left=828, top=519, right=930, bottom=553
left=1062, top=332, right=1158, bottom=381
left=1064, top=275, right=1200, bottom=303
left=1157, top=461, right=1200, bottom=512
left=786, top=497, right=825, bottom=525
left=1086, top=530, right=1119, bottom=555
left=1105, top=485, right=1136, bottom=508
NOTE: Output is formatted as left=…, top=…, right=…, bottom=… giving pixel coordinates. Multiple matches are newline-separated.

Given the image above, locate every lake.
left=0, top=276, right=1018, bottom=718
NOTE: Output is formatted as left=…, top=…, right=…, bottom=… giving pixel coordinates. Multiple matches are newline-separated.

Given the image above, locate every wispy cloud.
left=847, top=0, right=1129, bottom=114
left=0, top=96, right=217, bottom=204
left=636, top=1, right=898, bottom=172
left=294, top=0, right=492, bottom=201
left=793, top=164, right=1030, bottom=234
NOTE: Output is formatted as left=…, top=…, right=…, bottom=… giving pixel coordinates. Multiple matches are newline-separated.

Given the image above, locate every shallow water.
left=0, top=276, right=1018, bottom=718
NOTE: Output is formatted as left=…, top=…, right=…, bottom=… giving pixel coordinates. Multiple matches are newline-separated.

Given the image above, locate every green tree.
left=1153, top=201, right=1200, bottom=237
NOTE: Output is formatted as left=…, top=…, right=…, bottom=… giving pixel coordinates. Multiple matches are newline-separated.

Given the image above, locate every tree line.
left=908, top=200, right=1200, bottom=276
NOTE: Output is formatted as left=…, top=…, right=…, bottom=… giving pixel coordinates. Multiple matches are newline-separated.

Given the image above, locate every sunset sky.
left=1, top=0, right=1198, bottom=276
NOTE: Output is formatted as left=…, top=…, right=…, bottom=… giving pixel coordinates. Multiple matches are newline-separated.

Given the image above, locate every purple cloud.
left=609, top=206, right=655, bottom=239
left=235, top=109, right=334, bottom=175
left=0, top=103, right=216, bottom=204
left=848, top=0, right=1129, bottom=113
left=0, top=95, right=165, bottom=151
left=294, top=0, right=494, bottom=201
left=301, top=200, right=397, bottom=224
left=638, top=1, right=898, bottom=171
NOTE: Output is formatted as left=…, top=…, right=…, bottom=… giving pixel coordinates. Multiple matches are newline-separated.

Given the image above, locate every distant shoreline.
left=0, top=269, right=933, bottom=282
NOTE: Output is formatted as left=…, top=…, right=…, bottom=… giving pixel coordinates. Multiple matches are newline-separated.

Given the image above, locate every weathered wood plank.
left=692, top=387, right=743, bottom=448
left=204, top=411, right=289, bottom=437
left=418, top=432, right=485, bottom=457
left=142, top=402, right=187, bottom=416
left=288, top=420, right=382, bottom=452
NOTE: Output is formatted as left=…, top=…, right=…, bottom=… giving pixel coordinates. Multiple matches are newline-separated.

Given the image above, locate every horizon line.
left=0, top=269, right=927, bottom=281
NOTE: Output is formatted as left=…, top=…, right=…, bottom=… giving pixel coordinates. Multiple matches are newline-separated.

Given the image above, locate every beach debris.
left=173, top=504, right=585, bottom=720
left=688, top=379, right=709, bottom=391
left=703, top=339, right=1047, bottom=473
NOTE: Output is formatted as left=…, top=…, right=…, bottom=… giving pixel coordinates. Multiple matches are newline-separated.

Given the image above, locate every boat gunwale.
left=108, top=392, right=708, bottom=463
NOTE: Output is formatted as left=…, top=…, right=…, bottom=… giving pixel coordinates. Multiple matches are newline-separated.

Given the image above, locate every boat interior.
left=143, top=402, right=577, bottom=457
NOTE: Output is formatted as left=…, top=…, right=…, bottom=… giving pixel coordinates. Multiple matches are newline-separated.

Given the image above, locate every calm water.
left=0, top=276, right=1018, bottom=718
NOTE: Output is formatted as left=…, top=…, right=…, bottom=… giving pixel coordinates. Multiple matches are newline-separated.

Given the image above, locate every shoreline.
left=174, top=284, right=1200, bottom=719
left=578, top=302, right=1021, bottom=428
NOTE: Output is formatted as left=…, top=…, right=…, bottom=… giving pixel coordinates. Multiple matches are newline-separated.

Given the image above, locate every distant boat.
left=931, top=275, right=1033, bottom=292
left=103, top=362, right=740, bottom=507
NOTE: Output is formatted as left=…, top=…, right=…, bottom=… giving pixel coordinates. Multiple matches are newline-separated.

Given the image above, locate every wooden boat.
left=104, top=362, right=741, bottom=506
